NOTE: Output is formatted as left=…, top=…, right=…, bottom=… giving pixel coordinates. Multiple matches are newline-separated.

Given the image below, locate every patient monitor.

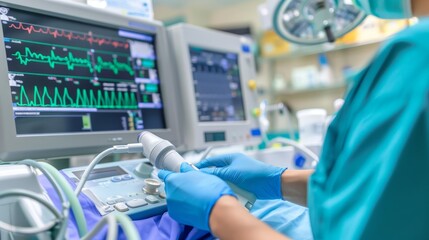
left=0, top=0, right=181, bottom=161
left=168, top=24, right=260, bottom=150
left=0, top=0, right=187, bottom=232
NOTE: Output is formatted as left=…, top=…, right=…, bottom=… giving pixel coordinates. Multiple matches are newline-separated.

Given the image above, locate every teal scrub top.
left=309, top=20, right=429, bottom=239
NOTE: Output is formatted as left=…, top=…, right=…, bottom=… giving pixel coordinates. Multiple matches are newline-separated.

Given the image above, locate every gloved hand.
left=158, top=162, right=236, bottom=231
left=195, top=153, right=287, bottom=199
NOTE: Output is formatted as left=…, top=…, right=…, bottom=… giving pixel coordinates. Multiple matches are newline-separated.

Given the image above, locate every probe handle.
left=138, top=131, right=256, bottom=209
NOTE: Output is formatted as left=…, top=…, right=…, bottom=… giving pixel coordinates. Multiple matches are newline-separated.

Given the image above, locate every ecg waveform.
left=18, top=85, right=138, bottom=109
left=12, top=47, right=135, bottom=76
left=9, top=22, right=130, bottom=49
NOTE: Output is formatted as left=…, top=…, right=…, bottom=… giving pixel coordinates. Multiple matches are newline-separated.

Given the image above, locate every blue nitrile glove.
left=195, top=153, right=287, bottom=200
left=158, top=162, right=236, bottom=231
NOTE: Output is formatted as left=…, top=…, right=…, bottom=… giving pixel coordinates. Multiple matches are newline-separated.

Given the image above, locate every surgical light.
left=273, top=0, right=367, bottom=45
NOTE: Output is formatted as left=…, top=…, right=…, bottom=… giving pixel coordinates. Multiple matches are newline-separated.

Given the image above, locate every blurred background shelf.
left=149, top=0, right=409, bottom=130
left=275, top=82, right=347, bottom=97
left=263, top=38, right=385, bottom=62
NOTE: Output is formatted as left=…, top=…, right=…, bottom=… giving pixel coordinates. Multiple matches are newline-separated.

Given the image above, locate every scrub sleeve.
left=308, top=20, right=429, bottom=240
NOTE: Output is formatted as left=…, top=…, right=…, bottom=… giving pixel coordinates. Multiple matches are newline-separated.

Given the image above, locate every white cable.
left=259, top=101, right=297, bottom=145
left=75, top=143, right=144, bottom=239
left=0, top=190, right=61, bottom=235
left=20, top=160, right=70, bottom=240
left=75, top=144, right=144, bottom=196
left=198, top=146, right=214, bottom=162
left=279, top=103, right=296, bottom=141
left=269, top=137, right=320, bottom=166
left=38, top=162, right=88, bottom=237
left=82, top=213, right=141, bottom=240
left=105, top=215, right=119, bottom=240
left=82, top=214, right=118, bottom=240
left=258, top=100, right=271, bottom=146
left=0, top=144, right=143, bottom=238
left=114, top=213, right=141, bottom=240
left=261, top=128, right=271, bottom=147
left=74, top=147, right=116, bottom=196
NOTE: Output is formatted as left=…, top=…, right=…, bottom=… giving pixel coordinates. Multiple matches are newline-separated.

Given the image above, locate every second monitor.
left=168, top=24, right=260, bottom=150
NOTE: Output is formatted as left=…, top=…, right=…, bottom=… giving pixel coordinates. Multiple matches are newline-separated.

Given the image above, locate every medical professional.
left=159, top=0, right=429, bottom=239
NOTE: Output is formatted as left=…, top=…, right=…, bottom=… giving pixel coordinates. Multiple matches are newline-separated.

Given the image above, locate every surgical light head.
left=138, top=131, right=186, bottom=173
left=273, top=0, right=367, bottom=45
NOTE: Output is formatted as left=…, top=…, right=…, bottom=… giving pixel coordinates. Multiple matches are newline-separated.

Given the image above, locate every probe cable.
left=269, top=137, right=320, bottom=167
left=73, top=144, right=144, bottom=239
left=74, top=143, right=144, bottom=196
left=38, top=162, right=88, bottom=237
left=0, top=189, right=61, bottom=235
left=20, top=160, right=70, bottom=240
left=82, top=213, right=141, bottom=240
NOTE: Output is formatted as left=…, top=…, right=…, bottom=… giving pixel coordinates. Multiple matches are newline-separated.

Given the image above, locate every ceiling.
left=153, top=0, right=252, bottom=9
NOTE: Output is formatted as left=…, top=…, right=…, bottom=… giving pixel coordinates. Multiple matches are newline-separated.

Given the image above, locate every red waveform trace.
left=9, top=22, right=129, bottom=50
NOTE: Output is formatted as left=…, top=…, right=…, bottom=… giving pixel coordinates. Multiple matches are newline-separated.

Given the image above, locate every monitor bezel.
left=168, top=24, right=260, bottom=150
left=0, top=0, right=182, bottom=161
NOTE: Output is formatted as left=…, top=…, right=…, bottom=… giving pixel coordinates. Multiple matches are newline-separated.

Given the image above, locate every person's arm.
left=412, top=0, right=429, bottom=16
left=210, top=196, right=289, bottom=240
left=281, top=170, right=313, bottom=207
left=196, top=154, right=287, bottom=200
left=160, top=163, right=291, bottom=238
left=197, top=153, right=314, bottom=205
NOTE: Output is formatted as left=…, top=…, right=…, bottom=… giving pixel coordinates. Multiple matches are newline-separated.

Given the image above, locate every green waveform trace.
left=12, top=47, right=135, bottom=77
left=18, top=85, right=138, bottom=109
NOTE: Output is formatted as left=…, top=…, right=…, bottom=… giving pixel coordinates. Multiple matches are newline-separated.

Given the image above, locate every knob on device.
left=143, top=178, right=162, bottom=194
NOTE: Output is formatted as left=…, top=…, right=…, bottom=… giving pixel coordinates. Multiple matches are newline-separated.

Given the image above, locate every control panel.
left=62, top=159, right=166, bottom=219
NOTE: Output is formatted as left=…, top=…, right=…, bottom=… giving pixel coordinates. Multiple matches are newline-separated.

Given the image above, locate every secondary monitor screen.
left=189, top=46, right=245, bottom=122
left=2, top=6, right=166, bottom=135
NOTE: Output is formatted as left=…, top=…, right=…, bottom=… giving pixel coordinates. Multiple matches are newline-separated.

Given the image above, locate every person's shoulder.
left=385, top=19, right=429, bottom=50
left=353, top=19, right=429, bottom=94
left=368, top=19, right=429, bottom=69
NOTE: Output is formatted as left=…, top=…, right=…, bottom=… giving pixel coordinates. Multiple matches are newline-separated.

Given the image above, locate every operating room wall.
left=270, top=43, right=380, bottom=131
left=153, top=0, right=274, bottom=102
left=154, top=1, right=381, bottom=131
left=68, top=0, right=381, bottom=131
left=154, top=0, right=262, bottom=30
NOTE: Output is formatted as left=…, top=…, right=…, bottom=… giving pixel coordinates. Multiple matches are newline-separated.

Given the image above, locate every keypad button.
left=115, top=198, right=126, bottom=203
left=103, top=206, right=114, bottom=213
left=145, top=195, right=159, bottom=204
left=126, top=199, right=148, bottom=208
left=121, top=175, right=134, bottom=181
left=114, top=202, right=129, bottom=212
left=111, top=176, right=122, bottom=182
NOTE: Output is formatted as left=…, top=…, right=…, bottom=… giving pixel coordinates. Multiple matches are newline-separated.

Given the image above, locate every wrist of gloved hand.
left=158, top=163, right=236, bottom=231
left=195, top=153, right=287, bottom=199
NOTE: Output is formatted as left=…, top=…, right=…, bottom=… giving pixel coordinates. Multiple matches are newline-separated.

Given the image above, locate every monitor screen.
left=167, top=24, right=260, bottom=150
left=189, top=46, right=246, bottom=122
left=3, top=6, right=166, bottom=135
